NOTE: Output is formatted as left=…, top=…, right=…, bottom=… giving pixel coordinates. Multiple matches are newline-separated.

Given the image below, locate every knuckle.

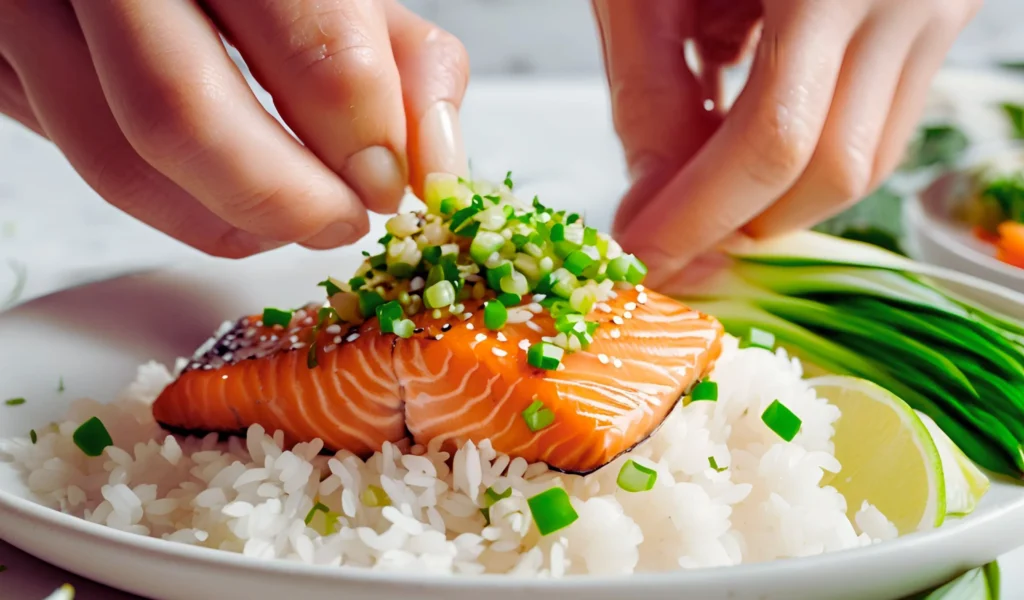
left=426, top=26, right=470, bottom=88
left=218, top=183, right=327, bottom=242
left=739, top=101, right=815, bottom=187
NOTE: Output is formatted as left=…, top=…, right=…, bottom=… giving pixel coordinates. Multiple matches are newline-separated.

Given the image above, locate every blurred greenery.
left=907, top=562, right=1000, bottom=599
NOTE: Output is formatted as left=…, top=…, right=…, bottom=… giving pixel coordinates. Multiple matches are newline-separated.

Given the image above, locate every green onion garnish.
left=392, top=319, right=415, bottom=339
left=361, top=484, right=391, bottom=507
left=368, top=252, right=387, bottom=270
left=377, top=233, right=394, bottom=246
left=616, top=459, right=657, bottom=492
left=348, top=276, right=366, bottom=291
left=387, top=262, right=416, bottom=279
left=690, top=380, right=718, bottom=402
left=550, top=223, right=566, bottom=242
left=317, top=278, right=342, bottom=296
left=304, top=501, right=330, bottom=525
left=761, top=399, right=802, bottom=442
left=708, top=456, right=726, bottom=472
left=470, top=231, right=506, bottom=264
left=564, top=250, right=595, bottom=276
left=583, top=227, right=598, bottom=245
left=522, top=399, right=556, bottom=432
left=503, top=171, right=514, bottom=189
left=423, top=245, right=443, bottom=264
left=741, top=327, right=776, bottom=350
left=4, top=397, right=25, bottom=406
left=497, top=293, right=521, bottom=307
left=58, top=377, right=65, bottom=393
left=527, top=342, right=563, bottom=370
left=307, top=343, right=319, bottom=369
left=484, top=301, right=508, bottom=330
left=527, top=487, right=578, bottom=536
left=358, top=290, right=386, bottom=318
left=73, top=417, right=113, bottom=457
left=606, top=254, right=648, bottom=285
left=29, top=429, right=37, bottom=444
left=439, top=197, right=459, bottom=215
left=424, top=280, right=456, bottom=309
left=484, top=485, right=512, bottom=506
left=262, top=308, right=293, bottom=328
left=376, top=300, right=404, bottom=333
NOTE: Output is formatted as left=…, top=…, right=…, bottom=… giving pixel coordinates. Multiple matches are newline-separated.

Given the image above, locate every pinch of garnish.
left=262, top=307, right=293, bottom=328
left=522, top=399, right=556, bottom=432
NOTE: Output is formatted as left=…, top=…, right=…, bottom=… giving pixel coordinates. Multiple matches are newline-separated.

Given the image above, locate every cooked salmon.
left=153, top=288, right=723, bottom=473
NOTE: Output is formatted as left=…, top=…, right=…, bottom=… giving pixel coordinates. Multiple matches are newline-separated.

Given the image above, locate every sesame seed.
left=221, top=374, right=228, bottom=380
left=624, top=302, right=637, bottom=311
left=435, top=334, right=444, bottom=340
left=518, top=340, right=530, bottom=351
left=256, top=321, right=264, bottom=327
left=637, top=292, right=648, bottom=304
left=409, top=277, right=425, bottom=292
left=610, top=329, right=621, bottom=339
left=526, top=303, right=543, bottom=314
left=526, top=321, right=543, bottom=333
left=492, top=348, right=508, bottom=357
left=496, top=332, right=507, bottom=342
left=303, top=318, right=314, bottom=326
left=462, top=312, right=473, bottom=321
left=475, top=333, right=487, bottom=343
left=636, top=285, right=645, bottom=292
left=414, top=328, right=424, bottom=334
left=596, top=303, right=612, bottom=313
left=598, top=354, right=609, bottom=364
left=245, top=329, right=257, bottom=338
left=612, top=358, right=623, bottom=368
left=333, top=336, right=342, bottom=344
left=269, top=335, right=279, bottom=342
left=223, top=353, right=233, bottom=362
left=466, top=323, right=475, bottom=330
left=289, top=335, right=299, bottom=343
left=442, top=323, right=452, bottom=332
left=556, top=363, right=566, bottom=371
left=532, top=294, right=546, bottom=302
left=612, top=316, right=625, bottom=325
left=203, top=365, right=213, bottom=370
left=291, top=343, right=306, bottom=350
left=260, top=336, right=267, bottom=342
left=624, top=311, right=633, bottom=319
left=326, top=324, right=342, bottom=335
left=324, top=344, right=337, bottom=353
left=346, top=333, right=360, bottom=342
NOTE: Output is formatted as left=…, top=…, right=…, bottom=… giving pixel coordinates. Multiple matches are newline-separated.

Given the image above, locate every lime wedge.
left=810, top=375, right=945, bottom=534
left=916, top=410, right=989, bottom=517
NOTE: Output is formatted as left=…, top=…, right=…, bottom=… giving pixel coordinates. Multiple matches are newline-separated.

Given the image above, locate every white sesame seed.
left=636, top=284, right=645, bottom=292
left=409, top=277, right=425, bottom=292
left=596, top=303, right=612, bottom=313
left=598, top=354, right=609, bottom=364
left=492, top=348, right=508, bottom=357
left=346, top=333, right=360, bottom=342
left=624, top=311, right=633, bottom=319
left=289, top=335, right=299, bottom=343
left=326, top=324, right=342, bottom=335
left=532, top=294, right=546, bottom=302
left=613, top=358, right=623, bottom=368
left=303, top=318, right=314, bottom=326
left=496, top=332, right=507, bottom=342
left=221, top=374, right=228, bottom=380
left=556, top=363, right=566, bottom=371
left=637, top=292, right=648, bottom=304
left=291, top=343, right=306, bottom=350
left=612, top=316, right=625, bottom=325
left=526, top=321, right=544, bottom=333
left=526, top=303, right=543, bottom=314
left=519, top=340, right=531, bottom=351
left=466, top=323, right=475, bottom=330
left=624, top=302, right=637, bottom=311
left=435, top=334, right=444, bottom=340
left=610, top=329, right=621, bottom=339
left=475, top=333, right=487, bottom=343
left=256, top=321, right=264, bottom=327
left=269, top=335, right=279, bottom=342
left=462, top=312, right=473, bottom=321
left=222, top=353, right=233, bottom=362
left=259, top=335, right=267, bottom=342
left=333, top=336, right=342, bottom=344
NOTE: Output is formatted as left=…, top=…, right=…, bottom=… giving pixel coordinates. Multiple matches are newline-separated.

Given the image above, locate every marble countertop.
left=4, top=70, right=1024, bottom=598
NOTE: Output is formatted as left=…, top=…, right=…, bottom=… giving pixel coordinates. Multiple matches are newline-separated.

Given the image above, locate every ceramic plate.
left=2, top=247, right=1024, bottom=600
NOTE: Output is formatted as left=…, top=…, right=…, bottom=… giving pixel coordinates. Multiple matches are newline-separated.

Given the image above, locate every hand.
left=0, top=0, right=469, bottom=257
left=595, top=0, right=981, bottom=287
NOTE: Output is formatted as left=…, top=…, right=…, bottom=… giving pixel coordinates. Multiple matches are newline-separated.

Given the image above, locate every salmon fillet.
left=153, top=288, right=723, bottom=473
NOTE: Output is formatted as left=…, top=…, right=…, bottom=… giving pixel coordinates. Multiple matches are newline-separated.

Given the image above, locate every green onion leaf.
left=368, top=252, right=387, bottom=270
left=358, top=290, right=386, bottom=319
left=393, top=319, right=415, bottom=339
left=304, top=501, right=330, bottom=525
left=564, top=250, right=595, bottom=276
left=4, top=397, right=25, bottom=406
left=387, top=262, right=416, bottom=279
left=348, top=276, right=366, bottom=291
left=550, top=223, right=566, bottom=242
left=504, top=171, right=514, bottom=189
left=425, top=280, right=457, bottom=309
left=73, top=417, right=113, bottom=457
left=317, top=278, right=342, bottom=297
left=376, top=300, right=404, bottom=333
left=708, top=456, right=726, bottom=472
left=616, top=459, right=657, bottom=492
left=583, top=227, right=598, bottom=246
left=484, top=485, right=512, bottom=506
left=497, top=293, right=521, bottom=307
left=606, top=254, right=648, bottom=285
left=527, top=487, right=578, bottom=536
left=470, top=231, right=506, bottom=264
left=423, top=246, right=443, bottom=265
left=527, top=343, right=563, bottom=370
left=361, top=484, right=391, bottom=507
left=439, top=197, right=459, bottom=215
left=484, top=301, right=508, bottom=330
left=740, top=327, right=776, bottom=350
left=566, top=213, right=581, bottom=225
left=522, top=399, right=556, bottom=432
left=29, top=429, right=37, bottom=444
left=262, top=308, right=293, bottom=328
left=690, top=380, right=718, bottom=402
left=761, top=399, right=802, bottom=442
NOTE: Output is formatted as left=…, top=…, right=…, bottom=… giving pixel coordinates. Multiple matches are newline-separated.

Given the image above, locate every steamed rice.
left=0, top=335, right=896, bottom=576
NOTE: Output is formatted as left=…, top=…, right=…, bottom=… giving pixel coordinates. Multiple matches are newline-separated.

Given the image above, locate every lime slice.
left=916, top=410, right=989, bottom=517
left=811, top=375, right=945, bottom=534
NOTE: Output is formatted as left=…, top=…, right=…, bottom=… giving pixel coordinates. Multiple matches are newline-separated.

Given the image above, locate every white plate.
left=2, top=248, right=1024, bottom=600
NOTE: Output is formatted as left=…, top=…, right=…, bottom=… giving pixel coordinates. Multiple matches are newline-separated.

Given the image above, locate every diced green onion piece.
left=361, top=484, right=391, bottom=507
left=550, top=223, right=566, bottom=242
left=606, top=254, right=648, bottom=285
left=527, top=487, right=578, bottom=536
left=504, top=171, right=514, bottom=189
left=527, top=343, right=563, bottom=370
left=583, top=227, right=598, bottom=246
left=304, top=501, right=330, bottom=525
left=690, top=380, right=718, bottom=402
left=369, top=252, right=387, bottom=270
left=484, top=485, right=512, bottom=506
left=497, top=293, right=521, bottom=307
left=741, top=327, right=776, bottom=350
left=484, top=301, right=508, bottom=330
left=761, top=399, right=802, bottom=442
left=424, top=280, right=456, bottom=309
left=377, top=232, right=394, bottom=246
left=708, top=456, right=726, bottom=472
left=470, top=231, right=506, bottom=264
left=564, top=250, right=595, bottom=276
left=491, top=262, right=513, bottom=279
left=307, top=342, right=319, bottom=369
left=387, top=262, right=416, bottom=279
left=566, top=213, right=581, bottom=224
left=522, top=399, right=556, bottom=432
left=569, top=286, right=596, bottom=314
left=553, top=240, right=581, bottom=259
left=423, top=246, right=442, bottom=264
left=376, top=300, right=404, bottom=333
left=550, top=269, right=578, bottom=298
left=616, top=459, right=657, bottom=492
left=29, top=429, right=37, bottom=444
left=317, top=278, right=342, bottom=296
left=500, top=271, right=529, bottom=295
left=4, top=397, right=25, bottom=406
left=555, top=313, right=585, bottom=333
left=358, top=290, right=386, bottom=318
left=348, top=276, right=366, bottom=291
left=440, top=197, right=459, bottom=215
left=73, top=417, right=113, bottom=457
left=391, top=319, right=413, bottom=338
left=262, top=307, right=292, bottom=328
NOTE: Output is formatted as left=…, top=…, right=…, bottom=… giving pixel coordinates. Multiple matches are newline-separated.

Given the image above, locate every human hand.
left=0, top=0, right=469, bottom=257
left=595, top=0, right=981, bottom=287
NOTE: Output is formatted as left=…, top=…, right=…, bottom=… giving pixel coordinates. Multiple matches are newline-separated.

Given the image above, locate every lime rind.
left=916, top=409, right=990, bottom=518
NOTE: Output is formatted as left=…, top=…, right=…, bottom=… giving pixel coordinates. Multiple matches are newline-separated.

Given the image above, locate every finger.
left=617, top=2, right=867, bottom=287
left=592, top=0, right=721, bottom=237
left=69, top=0, right=369, bottom=249
left=1, top=3, right=276, bottom=258
left=744, top=4, right=928, bottom=236
left=204, top=0, right=407, bottom=214
left=383, top=0, right=470, bottom=197
left=0, top=55, right=44, bottom=136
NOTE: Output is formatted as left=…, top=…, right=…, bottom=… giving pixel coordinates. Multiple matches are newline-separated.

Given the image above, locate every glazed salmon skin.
left=152, top=172, right=725, bottom=474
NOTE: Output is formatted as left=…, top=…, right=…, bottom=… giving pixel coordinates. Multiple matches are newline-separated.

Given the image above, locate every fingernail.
left=343, top=146, right=406, bottom=213
left=302, top=220, right=358, bottom=250
left=419, top=101, right=468, bottom=178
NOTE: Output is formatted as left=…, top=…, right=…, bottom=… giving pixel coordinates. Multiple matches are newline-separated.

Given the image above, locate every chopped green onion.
left=348, top=276, right=365, bottom=291
left=317, top=278, right=342, bottom=296
left=740, top=327, right=776, bottom=350
left=358, top=290, right=386, bottom=319
left=470, top=231, right=506, bottom=263
left=450, top=206, right=480, bottom=234
left=439, top=197, right=459, bottom=215
left=29, top=429, right=37, bottom=444
left=708, top=456, right=726, bottom=472
left=377, top=232, right=394, bottom=246
left=527, top=343, right=563, bottom=370
left=368, top=252, right=387, bottom=270
left=550, top=269, right=578, bottom=298
left=583, top=227, right=598, bottom=246
left=550, top=223, right=566, bottom=242
left=484, top=301, right=508, bottom=330
left=569, top=286, right=596, bottom=314
left=73, top=417, right=113, bottom=457
left=616, top=459, right=657, bottom=492
left=304, top=501, right=330, bottom=525
left=553, top=240, right=581, bottom=259
left=555, top=313, right=585, bottom=333
left=262, top=308, right=293, bottom=328
left=491, top=262, right=514, bottom=279
left=761, top=399, right=802, bottom=442
left=500, top=271, right=529, bottom=296
left=566, top=213, right=581, bottom=225
left=564, top=250, right=595, bottom=276
left=307, top=342, right=319, bottom=369
left=375, top=300, right=404, bottom=333
left=58, top=377, right=65, bottom=393
left=423, top=246, right=443, bottom=264
left=522, top=399, right=556, bottom=432
left=4, top=397, right=25, bottom=406
left=424, top=280, right=456, bottom=309
left=607, top=254, right=648, bottom=285
left=497, top=293, right=521, bottom=307
left=484, top=485, right=512, bottom=506
left=690, top=380, right=718, bottom=402
left=392, top=319, right=415, bottom=338
left=387, top=262, right=416, bottom=279
left=527, top=487, right=578, bottom=536
left=361, top=484, right=391, bottom=507
left=504, top=171, right=514, bottom=189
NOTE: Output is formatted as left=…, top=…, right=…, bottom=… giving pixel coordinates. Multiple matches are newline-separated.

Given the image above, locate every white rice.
left=0, top=335, right=896, bottom=576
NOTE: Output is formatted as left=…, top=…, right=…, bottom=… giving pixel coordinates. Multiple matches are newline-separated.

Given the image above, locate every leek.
left=676, top=231, right=1024, bottom=477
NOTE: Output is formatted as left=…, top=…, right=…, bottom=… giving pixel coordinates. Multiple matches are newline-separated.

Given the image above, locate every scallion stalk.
left=527, top=487, right=578, bottom=536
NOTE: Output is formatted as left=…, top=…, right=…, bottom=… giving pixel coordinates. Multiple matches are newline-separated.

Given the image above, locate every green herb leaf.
left=690, top=380, right=718, bottom=402
left=708, top=456, right=726, bottom=472
left=29, top=429, right=37, bottom=444
left=317, top=278, right=342, bottom=297
left=522, top=399, right=556, bottom=432
left=504, top=170, right=514, bottom=189
left=304, top=501, right=330, bottom=525
left=4, top=397, right=25, bottom=406
left=262, top=307, right=293, bottom=328
left=527, top=487, right=578, bottom=536
left=761, top=399, right=802, bottom=442
left=73, top=417, right=113, bottom=457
